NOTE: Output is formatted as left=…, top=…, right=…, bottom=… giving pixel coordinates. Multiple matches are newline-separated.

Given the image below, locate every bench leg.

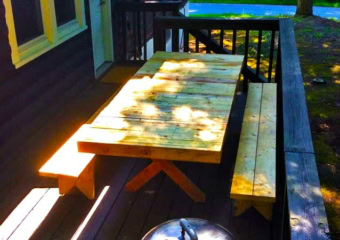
left=58, top=176, right=77, bottom=195
left=76, top=160, right=95, bottom=199
left=233, top=200, right=273, bottom=220
left=58, top=161, right=95, bottom=200
left=253, top=202, right=273, bottom=221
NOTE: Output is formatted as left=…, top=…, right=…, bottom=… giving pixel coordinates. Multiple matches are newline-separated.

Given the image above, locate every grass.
left=190, top=13, right=291, bottom=18
left=187, top=13, right=340, bottom=237
left=189, top=0, right=340, bottom=8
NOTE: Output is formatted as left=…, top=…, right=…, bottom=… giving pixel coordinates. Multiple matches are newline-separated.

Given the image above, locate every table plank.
left=121, top=79, right=237, bottom=96
left=152, top=51, right=244, bottom=63
left=78, top=124, right=225, bottom=150
left=77, top=128, right=222, bottom=163
left=153, top=73, right=239, bottom=83
left=96, top=79, right=234, bottom=123
left=136, top=51, right=244, bottom=80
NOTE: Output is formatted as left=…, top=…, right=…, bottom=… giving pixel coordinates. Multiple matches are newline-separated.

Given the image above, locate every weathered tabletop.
left=78, top=51, right=244, bottom=201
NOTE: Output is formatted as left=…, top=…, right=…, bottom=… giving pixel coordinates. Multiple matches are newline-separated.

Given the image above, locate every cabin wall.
left=0, top=1, right=95, bottom=161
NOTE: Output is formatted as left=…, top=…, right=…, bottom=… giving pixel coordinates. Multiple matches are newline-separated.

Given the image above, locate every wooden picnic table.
left=77, top=51, right=244, bottom=202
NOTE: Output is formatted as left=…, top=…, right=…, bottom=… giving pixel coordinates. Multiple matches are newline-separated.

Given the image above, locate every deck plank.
left=285, top=152, right=329, bottom=240
left=117, top=169, right=163, bottom=240
left=75, top=157, right=137, bottom=240
left=94, top=159, right=149, bottom=239
left=140, top=174, right=176, bottom=236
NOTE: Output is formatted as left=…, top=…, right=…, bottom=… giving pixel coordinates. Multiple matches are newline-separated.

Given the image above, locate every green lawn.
left=190, top=13, right=290, bottom=18
left=189, top=0, right=340, bottom=8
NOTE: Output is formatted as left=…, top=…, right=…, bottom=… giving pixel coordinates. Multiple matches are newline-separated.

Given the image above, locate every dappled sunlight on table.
left=78, top=52, right=244, bottom=162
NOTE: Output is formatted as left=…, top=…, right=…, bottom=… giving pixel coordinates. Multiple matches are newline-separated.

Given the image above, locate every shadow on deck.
left=0, top=65, right=271, bottom=240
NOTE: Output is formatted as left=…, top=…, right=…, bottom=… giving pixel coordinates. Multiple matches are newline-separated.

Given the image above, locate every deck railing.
left=153, top=16, right=330, bottom=240
left=153, top=16, right=280, bottom=86
left=114, top=0, right=187, bottom=62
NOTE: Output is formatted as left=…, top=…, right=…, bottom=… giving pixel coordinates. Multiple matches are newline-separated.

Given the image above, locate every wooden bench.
left=39, top=88, right=123, bottom=199
left=39, top=125, right=96, bottom=199
left=230, top=83, right=277, bottom=220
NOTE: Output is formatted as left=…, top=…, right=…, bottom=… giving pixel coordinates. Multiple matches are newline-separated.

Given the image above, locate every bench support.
left=58, top=161, right=95, bottom=199
left=126, top=159, right=206, bottom=202
left=233, top=200, right=273, bottom=220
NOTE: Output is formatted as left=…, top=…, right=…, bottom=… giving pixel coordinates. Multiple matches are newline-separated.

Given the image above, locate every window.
left=11, top=0, right=44, bottom=45
left=55, top=0, right=76, bottom=26
left=4, top=0, right=87, bottom=68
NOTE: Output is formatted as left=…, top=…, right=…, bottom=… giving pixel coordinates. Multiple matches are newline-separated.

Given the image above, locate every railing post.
left=183, top=29, right=189, bottom=52
left=153, top=16, right=165, bottom=53
left=172, top=28, right=179, bottom=52
left=268, top=30, right=276, bottom=82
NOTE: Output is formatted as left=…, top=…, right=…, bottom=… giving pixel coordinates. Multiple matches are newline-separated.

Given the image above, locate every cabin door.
left=89, top=0, right=113, bottom=78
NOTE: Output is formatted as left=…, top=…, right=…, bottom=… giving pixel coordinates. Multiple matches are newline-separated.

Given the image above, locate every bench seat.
left=230, top=83, right=277, bottom=220
left=39, top=125, right=95, bottom=199
left=39, top=87, right=123, bottom=199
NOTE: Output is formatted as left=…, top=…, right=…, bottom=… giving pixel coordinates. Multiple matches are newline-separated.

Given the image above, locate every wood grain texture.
left=230, top=83, right=262, bottom=199
left=279, top=19, right=329, bottom=240
left=253, top=83, right=276, bottom=201
left=285, top=152, right=329, bottom=240
left=125, top=161, right=162, bottom=191
left=231, top=83, right=276, bottom=220
left=39, top=125, right=95, bottom=178
left=78, top=52, right=244, bottom=164
left=279, top=19, right=314, bottom=153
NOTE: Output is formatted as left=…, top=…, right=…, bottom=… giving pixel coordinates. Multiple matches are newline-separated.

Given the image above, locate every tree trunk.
left=296, top=0, right=313, bottom=16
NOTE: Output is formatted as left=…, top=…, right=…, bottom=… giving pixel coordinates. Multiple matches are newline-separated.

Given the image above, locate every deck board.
left=116, top=168, right=163, bottom=240
left=94, top=160, right=149, bottom=239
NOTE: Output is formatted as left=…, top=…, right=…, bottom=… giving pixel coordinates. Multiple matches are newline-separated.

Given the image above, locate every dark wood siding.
left=0, top=1, right=95, bottom=162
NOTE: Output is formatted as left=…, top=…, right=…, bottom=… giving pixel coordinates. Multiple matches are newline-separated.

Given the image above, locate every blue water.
left=189, top=3, right=340, bottom=19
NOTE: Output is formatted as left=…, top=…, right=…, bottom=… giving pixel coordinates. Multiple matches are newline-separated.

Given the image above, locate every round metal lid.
left=142, top=218, right=234, bottom=240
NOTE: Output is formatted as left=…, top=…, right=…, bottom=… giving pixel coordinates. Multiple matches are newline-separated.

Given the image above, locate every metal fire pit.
left=142, top=218, right=234, bottom=240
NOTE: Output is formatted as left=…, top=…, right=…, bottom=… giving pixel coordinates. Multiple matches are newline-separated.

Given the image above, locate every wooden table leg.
left=126, top=159, right=206, bottom=203
left=125, top=161, right=162, bottom=192
left=156, top=160, right=206, bottom=203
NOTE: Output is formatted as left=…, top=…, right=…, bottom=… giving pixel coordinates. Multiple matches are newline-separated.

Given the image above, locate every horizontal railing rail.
left=153, top=16, right=280, bottom=85
left=117, top=1, right=186, bottom=12
left=154, top=17, right=280, bottom=30
left=278, top=18, right=330, bottom=240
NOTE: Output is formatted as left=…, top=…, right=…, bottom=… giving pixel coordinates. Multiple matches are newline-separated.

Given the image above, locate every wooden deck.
left=0, top=66, right=272, bottom=240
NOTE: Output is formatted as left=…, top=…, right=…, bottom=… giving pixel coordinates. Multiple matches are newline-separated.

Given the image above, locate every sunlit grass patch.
left=321, top=187, right=340, bottom=234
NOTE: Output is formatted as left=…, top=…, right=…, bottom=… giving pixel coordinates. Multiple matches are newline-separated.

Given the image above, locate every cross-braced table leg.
left=125, top=159, right=206, bottom=202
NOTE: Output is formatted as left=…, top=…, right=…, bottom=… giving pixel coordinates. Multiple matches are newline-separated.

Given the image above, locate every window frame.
left=4, top=0, right=87, bottom=68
